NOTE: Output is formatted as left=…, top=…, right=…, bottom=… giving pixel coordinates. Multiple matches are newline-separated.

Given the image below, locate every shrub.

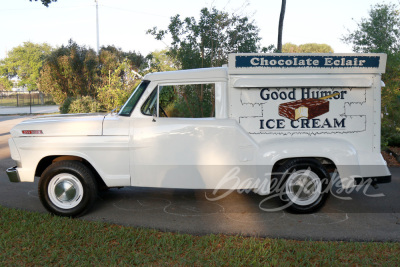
left=59, top=97, right=74, bottom=114
left=381, top=97, right=400, bottom=148
left=65, top=96, right=99, bottom=114
left=69, top=96, right=99, bottom=114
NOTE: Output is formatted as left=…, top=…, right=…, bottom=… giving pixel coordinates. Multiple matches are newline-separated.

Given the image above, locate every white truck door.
left=130, top=82, right=257, bottom=189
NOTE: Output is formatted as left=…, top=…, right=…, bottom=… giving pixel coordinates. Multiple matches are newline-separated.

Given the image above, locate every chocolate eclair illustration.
left=278, top=92, right=340, bottom=120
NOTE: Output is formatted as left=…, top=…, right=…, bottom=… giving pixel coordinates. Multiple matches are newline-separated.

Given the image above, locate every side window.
left=141, top=88, right=157, bottom=116
left=141, top=83, right=215, bottom=118
left=160, top=84, right=215, bottom=118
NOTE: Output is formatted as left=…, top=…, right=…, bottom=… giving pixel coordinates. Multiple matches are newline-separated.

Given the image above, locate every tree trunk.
left=277, top=0, right=286, bottom=53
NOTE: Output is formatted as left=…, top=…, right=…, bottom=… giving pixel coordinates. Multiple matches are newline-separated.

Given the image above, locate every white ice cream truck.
left=6, top=53, right=391, bottom=217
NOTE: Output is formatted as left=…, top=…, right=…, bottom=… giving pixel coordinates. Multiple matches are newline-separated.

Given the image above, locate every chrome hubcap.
left=48, top=173, right=84, bottom=209
left=285, top=169, right=322, bottom=206
left=55, top=180, right=77, bottom=202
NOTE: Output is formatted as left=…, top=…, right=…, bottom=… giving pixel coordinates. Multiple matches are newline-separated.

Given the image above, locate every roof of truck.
left=143, top=66, right=228, bottom=82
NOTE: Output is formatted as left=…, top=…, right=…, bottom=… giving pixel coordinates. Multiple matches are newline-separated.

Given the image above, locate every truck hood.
left=10, top=113, right=106, bottom=137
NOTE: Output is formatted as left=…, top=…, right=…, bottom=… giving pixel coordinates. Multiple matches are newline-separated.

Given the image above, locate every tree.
left=0, top=42, right=52, bottom=91
left=277, top=0, right=287, bottom=52
left=0, top=77, right=12, bottom=91
left=39, top=40, right=144, bottom=111
left=299, top=43, right=333, bottom=53
left=38, top=40, right=99, bottom=104
left=342, top=3, right=400, bottom=54
left=145, top=49, right=178, bottom=74
left=282, top=43, right=298, bottom=53
left=29, top=0, right=58, bottom=7
left=96, top=59, right=141, bottom=112
left=148, top=7, right=267, bottom=69
left=342, top=3, right=400, bottom=147
left=100, top=45, right=146, bottom=72
left=96, top=46, right=144, bottom=111
left=282, top=43, right=334, bottom=53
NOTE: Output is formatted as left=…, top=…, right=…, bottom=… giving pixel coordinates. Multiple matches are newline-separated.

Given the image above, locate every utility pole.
left=277, top=0, right=286, bottom=53
left=95, top=0, right=100, bottom=53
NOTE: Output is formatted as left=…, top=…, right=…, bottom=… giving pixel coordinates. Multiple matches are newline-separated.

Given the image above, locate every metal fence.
left=0, top=91, right=55, bottom=107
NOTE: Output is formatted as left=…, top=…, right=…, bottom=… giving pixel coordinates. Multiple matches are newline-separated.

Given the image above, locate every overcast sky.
left=0, top=0, right=396, bottom=59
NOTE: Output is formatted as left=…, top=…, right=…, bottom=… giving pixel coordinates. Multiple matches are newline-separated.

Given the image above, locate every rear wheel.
left=274, top=158, right=330, bottom=213
left=38, top=161, right=97, bottom=217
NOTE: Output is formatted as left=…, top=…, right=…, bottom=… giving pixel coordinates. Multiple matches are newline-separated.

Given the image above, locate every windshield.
left=119, top=80, right=150, bottom=116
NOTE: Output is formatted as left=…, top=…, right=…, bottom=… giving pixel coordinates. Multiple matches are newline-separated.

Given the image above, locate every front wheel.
left=273, top=158, right=330, bottom=213
left=38, top=161, right=98, bottom=217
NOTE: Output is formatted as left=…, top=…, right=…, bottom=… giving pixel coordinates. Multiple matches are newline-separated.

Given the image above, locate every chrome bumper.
left=6, top=166, right=21, bottom=183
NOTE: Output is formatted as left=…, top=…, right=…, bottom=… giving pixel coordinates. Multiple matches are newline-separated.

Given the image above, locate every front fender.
left=11, top=136, right=130, bottom=187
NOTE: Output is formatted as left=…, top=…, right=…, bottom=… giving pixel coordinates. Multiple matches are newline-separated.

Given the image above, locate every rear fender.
left=257, top=137, right=360, bottom=188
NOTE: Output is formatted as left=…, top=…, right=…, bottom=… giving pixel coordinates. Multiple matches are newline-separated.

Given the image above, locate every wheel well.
left=272, top=157, right=337, bottom=174
left=35, top=156, right=107, bottom=188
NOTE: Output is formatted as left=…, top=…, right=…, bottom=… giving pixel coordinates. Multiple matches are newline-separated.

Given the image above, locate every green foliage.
left=100, top=45, right=146, bottom=72
left=173, top=84, right=214, bottom=118
left=68, top=96, right=99, bottom=114
left=342, top=3, right=400, bottom=54
left=60, top=95, right=99, bottom=114
left=148, top=7, right=268, bottom=69
left=0, top=77, right=12, bottom=90
left=38, top=40, right=144, bottom=113
left=1, top=206, right=400, bottom=265
left=29, top=0, right=57, bottom=7
left=281, top=43, right=299, bottom=53
left=0, top=42, right=52, bottom=91
left=59, top=97, right=74, bottom=114
left=60, top=96, right=99, bottom=114
left=160, top=84, right=215, bottom=118
left=282, top=43, right=334, bottom=53
left=145, top=49, right=178, bottom=74
left=96, top=59, right=140, bottom=112
left=38, top=40, right=98, bottom=104
left=381, top=56, right=400, bottom=147
left=93, top=47, right=144, bottom=113
left=159, top=86, right=175, bottom=110
left=342, top=3, right=400, bottom=148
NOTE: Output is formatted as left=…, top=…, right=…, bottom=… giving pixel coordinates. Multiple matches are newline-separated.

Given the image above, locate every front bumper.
left=6, top=166, right=21, bottom=183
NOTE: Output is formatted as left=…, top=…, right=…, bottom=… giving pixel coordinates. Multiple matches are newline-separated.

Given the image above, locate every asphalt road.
left=1, top=116, right=399, bottom=241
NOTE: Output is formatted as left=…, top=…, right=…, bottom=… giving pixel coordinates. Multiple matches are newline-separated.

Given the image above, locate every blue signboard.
left=235, top=55, right=381, bottom=69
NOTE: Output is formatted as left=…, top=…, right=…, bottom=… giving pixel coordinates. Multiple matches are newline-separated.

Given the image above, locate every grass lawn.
left=0, top=205, right=399, bottom=265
